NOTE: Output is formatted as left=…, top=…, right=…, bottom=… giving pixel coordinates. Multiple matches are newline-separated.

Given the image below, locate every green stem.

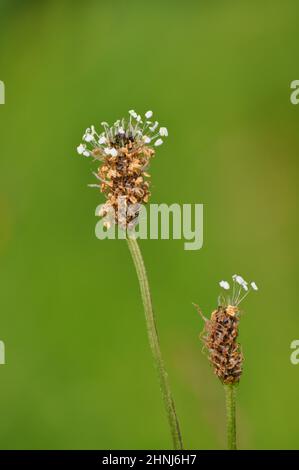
left=126, top=235, right=183, bottom=450
left=224, top=384, right=237, bottom=450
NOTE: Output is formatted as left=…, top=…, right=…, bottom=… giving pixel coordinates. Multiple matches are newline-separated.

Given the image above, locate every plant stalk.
left=126, top=235, right=183, bottom=450
left=224, top=383, right=237, bottom=450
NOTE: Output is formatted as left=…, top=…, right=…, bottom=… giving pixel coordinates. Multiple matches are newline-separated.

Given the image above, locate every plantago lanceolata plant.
left=194, top=274, right=258, bottom=450
left=77, top=110, right=183, bottom=449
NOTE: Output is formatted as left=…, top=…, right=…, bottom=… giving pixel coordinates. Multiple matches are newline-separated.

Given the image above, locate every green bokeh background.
left=0, top=0, right=298, bottom=450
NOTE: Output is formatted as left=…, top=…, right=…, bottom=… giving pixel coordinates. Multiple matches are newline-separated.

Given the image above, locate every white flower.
left=77, top=144, right=85, bottom=155
left=159, top=127, right=168, bottom=137
left=104, top=147, right=118, bottom=157
left=129, top=110, right=137, bottom=118
left=145, top=110, right=153, bottom=119
left=236, top=275, right=245, bottom=285
left=98, top=136, right=107, bottom=145
left=219, top=280, right=230, bottom=290
left=83, top=127, right=96, bottom=143
left=110, top=148, right=118, bottom=157
left=78, top=110, right=167, bottom=165
left=84, top=133, right=94, bottom=143
left=149, top=121, right=159, bottom=132
left=251, top=282, right=258, bottom=291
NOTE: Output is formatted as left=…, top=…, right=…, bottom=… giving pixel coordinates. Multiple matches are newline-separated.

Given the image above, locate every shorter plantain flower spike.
left=194, top=274, right=259, bottom=385
left=76, top=110, right=168, bottom=229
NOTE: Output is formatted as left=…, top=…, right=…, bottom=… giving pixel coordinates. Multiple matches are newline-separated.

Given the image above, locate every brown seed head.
left=196, top=304, right=243, bottom=385
left=98, top=141, right=154, bottom=228
left=77, top=110, right=168, bottom=229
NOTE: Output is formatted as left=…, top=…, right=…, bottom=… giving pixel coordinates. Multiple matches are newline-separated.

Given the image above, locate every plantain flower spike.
left=77, top=110, right=168, bottom=230
left=194, top=275, right=258, bottom=385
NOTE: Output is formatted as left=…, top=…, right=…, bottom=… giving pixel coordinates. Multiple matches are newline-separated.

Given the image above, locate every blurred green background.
left=0, top=0, right=298, bottom=450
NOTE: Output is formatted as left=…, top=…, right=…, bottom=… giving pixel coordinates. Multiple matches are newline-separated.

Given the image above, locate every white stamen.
left=77, top=144, right=85, bottom=155
left=219, top=280, right=230, bottom=290
left=145, top=110, right=153, bottom=119
left=129, top=110, right=137, bottom=119
left=84, top=133, right=94, bottom=143
left=251, top=282, right=258, bottom=291
left=78, top=111, right=167, bottom=172
left=236, top=275, right=245, bottom=285
left=159, top=127, right=168, bottom=137
left=109, top=148, right=118, bottom=157
left=149, top=121, right=159, bottom=132
left=99, top=136, right=107, bottom=145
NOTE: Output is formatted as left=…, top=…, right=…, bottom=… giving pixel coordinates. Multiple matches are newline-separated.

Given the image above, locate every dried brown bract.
left=98, top=141, right=154, bottom=229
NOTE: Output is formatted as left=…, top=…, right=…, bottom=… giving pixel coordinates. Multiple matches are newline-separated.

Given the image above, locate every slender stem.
left=224, top=384, right=237, bottom=450
left=126, top=235, right=183, bottom=450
